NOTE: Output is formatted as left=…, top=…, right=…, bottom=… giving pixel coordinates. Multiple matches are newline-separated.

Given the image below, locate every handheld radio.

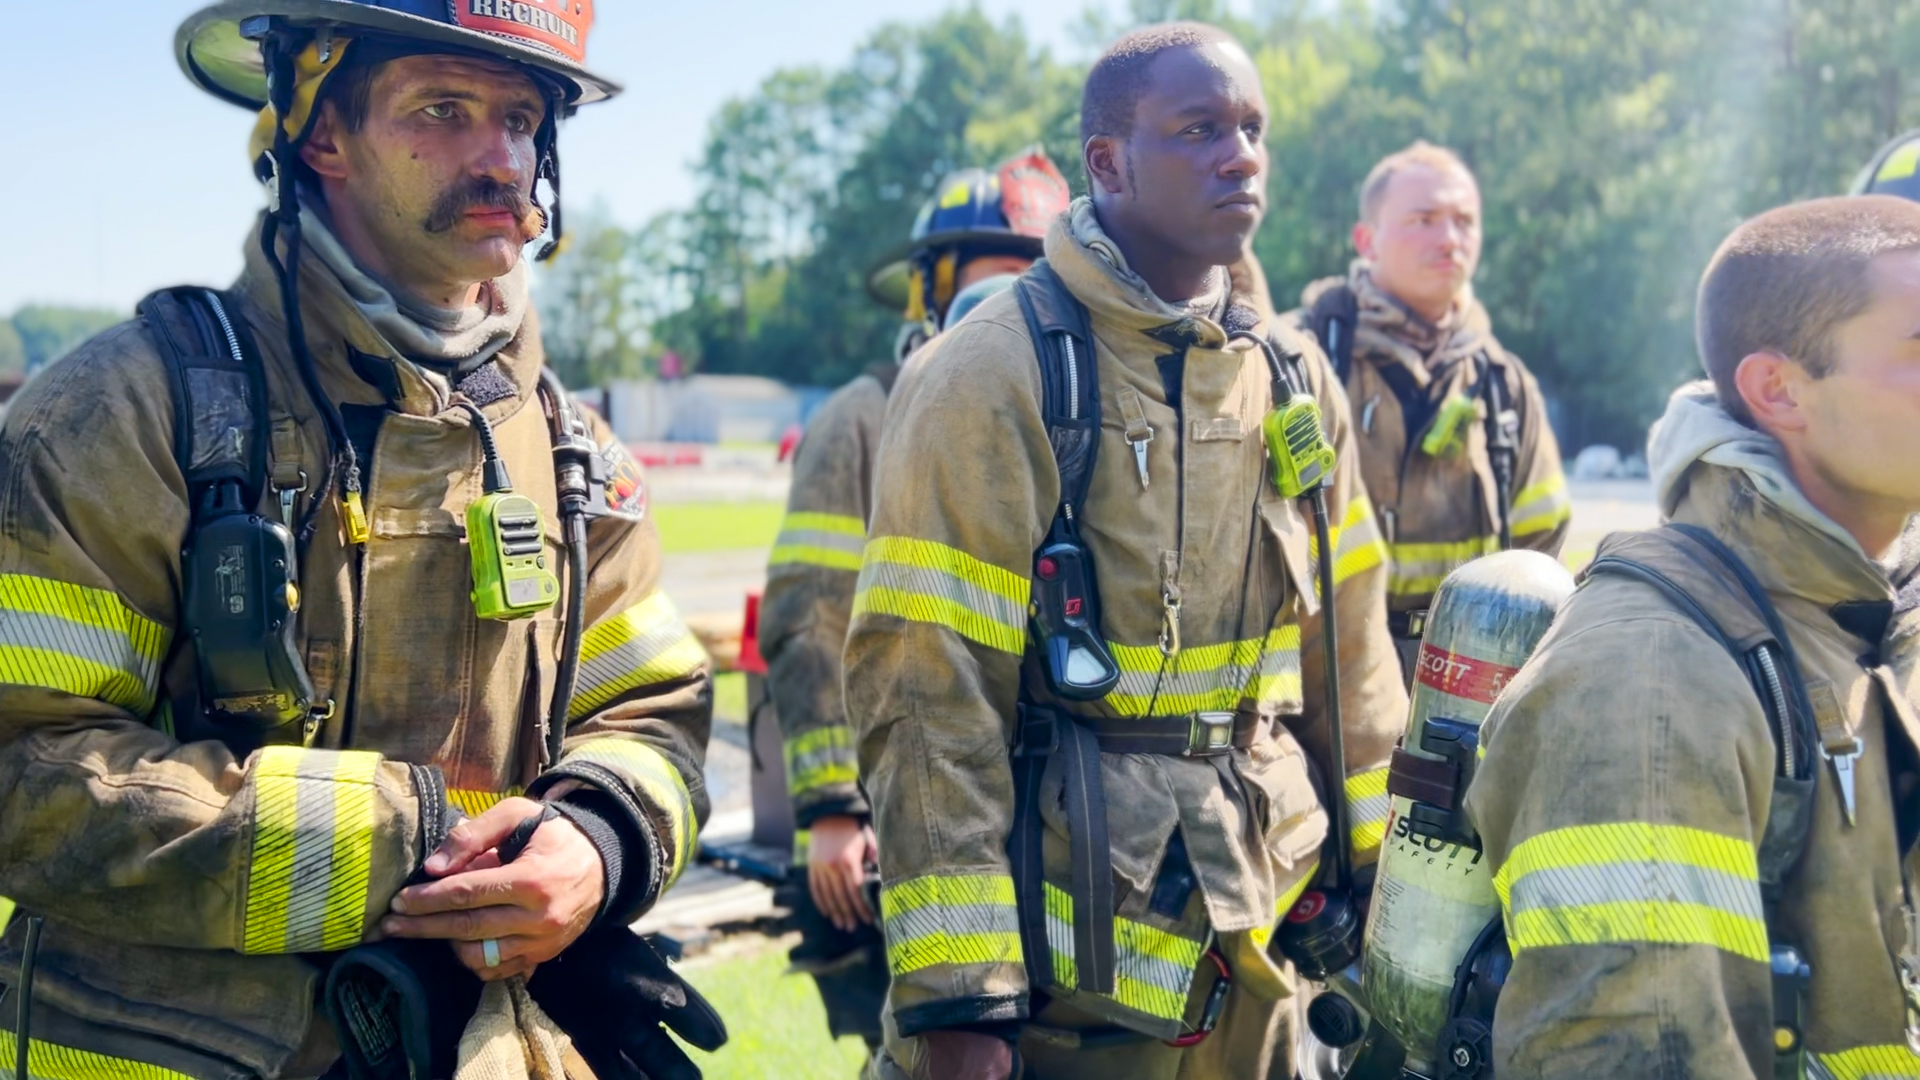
left=1264, top=393, right=1337, bottom=499
left=460, top=403, right=560, bottom=620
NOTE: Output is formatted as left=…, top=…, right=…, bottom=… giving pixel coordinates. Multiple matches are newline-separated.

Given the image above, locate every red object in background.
left=632, top=443, right=704, bottom=468
left=738, top=591, right=768, bottom=675
left=660, top=351, right=684, bottom=380
left=776, top=422, right=804, bottom=464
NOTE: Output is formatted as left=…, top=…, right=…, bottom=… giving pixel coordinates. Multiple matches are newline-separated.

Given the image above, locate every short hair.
left=1358, top=140, right=1473, bottom=223
left=1081, top=21, right=1239, bottom=146
left=1696, top=195, right=1920, bottom=425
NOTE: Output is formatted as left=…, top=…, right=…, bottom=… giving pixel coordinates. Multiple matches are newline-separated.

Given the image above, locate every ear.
left=1733, top=350, right=1811, bottom=434
left=299, top=104, right=351, bottom=182
left=1352, top=220, right=1376, bottom=260
left=1084, top=135, right=1126, bottom=197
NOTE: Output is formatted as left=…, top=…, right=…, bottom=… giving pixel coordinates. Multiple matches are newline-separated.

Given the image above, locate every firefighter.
left=1286, top=141, right=1571, bottom=681
left=844, top=23, right=1406, bottom=1079
left=759, top=149, right=1070, bottom=1048
left=1465, top=196, right=1920, bottom=1076
left=0, top=4, right=719, bottom=1078
left=1853, top=129, right=1920, bottom=200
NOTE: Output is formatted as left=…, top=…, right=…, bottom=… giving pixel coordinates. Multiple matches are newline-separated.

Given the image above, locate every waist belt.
left=1007, top=703, right=1262, bottom=1010
left=1388, top=609, right=1429, bottom=641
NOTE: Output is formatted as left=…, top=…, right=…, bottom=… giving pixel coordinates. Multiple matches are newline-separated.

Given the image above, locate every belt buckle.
left=1405, top=609, right=1429, bottom=639
left=1186, top=711, right=1235, bottom=757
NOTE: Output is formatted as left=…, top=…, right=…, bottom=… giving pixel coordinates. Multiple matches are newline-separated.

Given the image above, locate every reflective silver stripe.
left=1505, top=862, right=1765, bottom=924
left=855, top=559, right=1028, bottom=636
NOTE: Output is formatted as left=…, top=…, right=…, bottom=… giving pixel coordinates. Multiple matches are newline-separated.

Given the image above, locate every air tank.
left=1359, top=550, right=1575, bottom=1074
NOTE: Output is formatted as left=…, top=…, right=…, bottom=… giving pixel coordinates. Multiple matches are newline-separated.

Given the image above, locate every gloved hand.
left=527, top=925, right=727, bottom=1080
left=324, top=937, right=483, bottom=1080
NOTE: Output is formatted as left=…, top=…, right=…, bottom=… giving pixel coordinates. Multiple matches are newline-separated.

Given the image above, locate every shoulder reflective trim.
left=880, top=872, right=1023, bottom=976
left=1492, top=822, right=1765, bottom=963
left=561, top=737, right=698, bottom=889
left=1509, top=473, right=1572, bottom=539
left=1309, top=494, right=1389, bottom=588
left=0, top=574, right=170, bottom=714
left=785, top=725, right=860, bottom=797
left=1344, top=767, right=1390, bottom=856
left=792, top=828, right=810, bottom=866
left=1817, top=1044, right=1920, bottom=1079
left=1105, top=626, right=1302, bottom=717
left=0, top=1031, right=196, bottom=1080
left=1043, top=882, right=1207, bottom=1023
left=571, top=592, right=709, bottom=720
left=244, top=746, right=383, bottom=954
left=853, top=536, right=1030, bottom=655
left=769, top=511, right=868, bottom=571
left=1388, top=536, right=1503, bottom=599
left=447, top=787, right=526, bottom=817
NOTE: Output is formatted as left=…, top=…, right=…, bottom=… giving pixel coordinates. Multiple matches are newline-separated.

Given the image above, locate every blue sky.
left=0, top=0, right=1232, bottom=313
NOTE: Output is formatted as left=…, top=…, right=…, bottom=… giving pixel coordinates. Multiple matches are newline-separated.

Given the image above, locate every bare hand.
left=806, top=815, right=876, bottom=933
left=923, top=1032, right=1013, bottom=1080
left=381, top=797, right=605, bottom=981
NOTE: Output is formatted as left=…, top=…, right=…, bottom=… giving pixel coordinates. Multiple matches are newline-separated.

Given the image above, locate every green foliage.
left=543, top=0, right=1920, bottom=446
left=9, top=305, right=121, bottom=374
left=0, top=320, right=24, bottom=377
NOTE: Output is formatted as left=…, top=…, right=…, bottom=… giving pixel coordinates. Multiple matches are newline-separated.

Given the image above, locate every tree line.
left=537, top=0, right=1918, bottom=450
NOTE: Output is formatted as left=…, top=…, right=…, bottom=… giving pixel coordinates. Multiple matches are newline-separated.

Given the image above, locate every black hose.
left=14, top=916, right=43, bottom=1080
left=548, top=513, right=589, bottom=767
left=455, top=401, right=513, bottom=494
left=1310, top=486, right=1351, bottom=893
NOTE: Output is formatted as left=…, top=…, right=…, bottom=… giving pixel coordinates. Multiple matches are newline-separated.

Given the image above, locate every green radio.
left=1264, top=392, right=1337, bottom=498
left=468, top=491, right=559, bottom=619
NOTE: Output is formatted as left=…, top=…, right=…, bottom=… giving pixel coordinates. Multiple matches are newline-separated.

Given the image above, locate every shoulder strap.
left=1477, top=352, right=1520, bottom=548
left=1305, top=282, right=1360, bottom=387
left=1013, top=260, right=1100, bottom=524
left=137, top=287, right=270, bottom=519
left=1583, top=526, right=1819, bottom=891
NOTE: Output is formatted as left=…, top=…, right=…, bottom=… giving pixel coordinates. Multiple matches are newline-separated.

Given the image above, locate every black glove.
left=527, top=926, right=727, bottom=1080
left=323, top=939, right=482, bottom=1080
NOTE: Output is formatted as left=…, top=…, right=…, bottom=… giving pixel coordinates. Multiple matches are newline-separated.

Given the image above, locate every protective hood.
left=1648, top=380, right=1871, bottom=561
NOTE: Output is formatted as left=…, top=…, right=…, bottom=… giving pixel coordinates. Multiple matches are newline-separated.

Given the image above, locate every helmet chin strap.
left=532, top=86, right=566, bottom=262
left=257, top=25, right=359, bottom=548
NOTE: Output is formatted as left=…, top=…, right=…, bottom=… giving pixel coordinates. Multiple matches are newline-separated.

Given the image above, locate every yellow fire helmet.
left=1851, top=129, right=1920, bottom=201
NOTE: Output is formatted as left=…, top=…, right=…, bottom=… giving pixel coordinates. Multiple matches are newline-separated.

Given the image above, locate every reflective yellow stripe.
left=243, top=747, right=382, bottom=954
left=1043, top=882, right=1207, bottom=1023
left=1345, top=767, right=1390, bottom=855
left=1493, top=822, right=1766, bottom=962
left=1509, top=473, right=1572, bottom=538
left=769, top=511, right=867, bottom=571
left=1388, top=536, right=1502, bottom=599
left=791, top=829, right=810, bottom=866
left=1818, top=1044, right=1920, bottom=1079
left=1309, top=494, right=1389, bottom=587
left=570, top=592, right=708, bottom=720
left=561, top=737, right=698, bottom=889
left=0, top=574, right=169, bottom=713
left=447, top=787, right=525, bottom=817
left=0, top=1031, right=196, bottom=1080
left=854, top=536, right=1029, bottom=654
left=1252, top=861, right=1322, bottom=949
left=1105, top=626, right=1301, bottom=717
left=785, top=724, right=860, bottom=796
left=881, top=873, right=1023, bottom=975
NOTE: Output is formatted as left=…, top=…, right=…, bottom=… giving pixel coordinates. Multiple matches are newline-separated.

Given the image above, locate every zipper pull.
left=1118, top=388, right=1153, bottom=490
left=343, top=490, right=371, bottom=546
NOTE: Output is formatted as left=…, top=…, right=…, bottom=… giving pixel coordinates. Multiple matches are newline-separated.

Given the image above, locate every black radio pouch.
left=141, top=287, right=318, bottom=749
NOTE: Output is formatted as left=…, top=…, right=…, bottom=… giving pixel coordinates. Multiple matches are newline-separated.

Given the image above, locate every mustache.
left=422, top=177, right=547, bottom=241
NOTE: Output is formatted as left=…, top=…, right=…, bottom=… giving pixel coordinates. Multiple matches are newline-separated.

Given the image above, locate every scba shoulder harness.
left=1307, top=284, right=1520, bottom=549
left=1002, top=261, right=1326, bottom=1039
left=1428, top=524, right=1820, bottom=1080
left=138, top=286, right=606, bottom=758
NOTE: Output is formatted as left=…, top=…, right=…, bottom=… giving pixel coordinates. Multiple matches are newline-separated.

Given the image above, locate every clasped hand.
left=380, top=796, right=605, bottom=981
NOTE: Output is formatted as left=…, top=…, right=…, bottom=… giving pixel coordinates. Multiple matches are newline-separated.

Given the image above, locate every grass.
left=677, top=938, right=871, bottom=1079
left=713, top=671, right=748, bottom=726
left=653, top=501, right=785, bottom=554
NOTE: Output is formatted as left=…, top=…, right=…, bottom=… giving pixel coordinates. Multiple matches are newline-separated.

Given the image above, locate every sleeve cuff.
left=548, top=790, right=655, bottom=929
left=892, top=993, right=1029, bottom=1038
left=794, top=795, right=871, bottom=830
